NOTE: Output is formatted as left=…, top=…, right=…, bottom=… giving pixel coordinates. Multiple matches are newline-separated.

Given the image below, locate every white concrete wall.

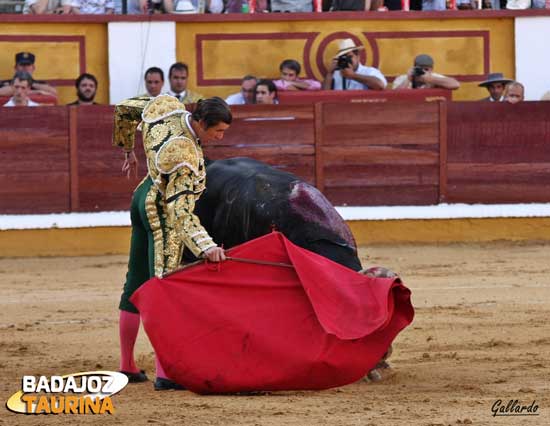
left=108, top=21, right=176, bottom=104
left=515, top=17, right=550, bottom=101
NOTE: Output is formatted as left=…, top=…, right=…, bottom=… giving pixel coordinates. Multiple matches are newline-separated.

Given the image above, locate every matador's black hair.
left=192, top=97, right=232, bottom=129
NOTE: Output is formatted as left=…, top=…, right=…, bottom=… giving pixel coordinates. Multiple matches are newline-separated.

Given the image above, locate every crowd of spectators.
left=13, top=0, right=548, bottom=14
left=0, top=44, right=535, bottom=107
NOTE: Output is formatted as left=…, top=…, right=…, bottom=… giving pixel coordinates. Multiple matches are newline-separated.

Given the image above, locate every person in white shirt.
left=23, top=0, right=77, bottom=14
left=73, top=0, right=114, bottom=14
left=323, top=38, right=387, bottom=91
left=3, top=72, right=40, bottom=107
left=392, top=54, right=460, bottom=91
left=225, top=75, right=257, bottom=105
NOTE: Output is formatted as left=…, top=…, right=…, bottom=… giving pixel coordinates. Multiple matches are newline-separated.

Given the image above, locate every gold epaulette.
left=112, top=96, right=151, bottom=151
left=156, top=136, right=200, bottom=175
left=142, top=94, right=186, bottom=124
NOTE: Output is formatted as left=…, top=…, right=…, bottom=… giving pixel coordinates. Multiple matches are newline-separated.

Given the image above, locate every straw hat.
left=333, top=38, right=365, bottom=59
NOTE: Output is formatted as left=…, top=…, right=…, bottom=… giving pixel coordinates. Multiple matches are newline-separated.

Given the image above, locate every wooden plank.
left=324, top=185, right=439, bottom=206
left=446, top=184, right=550, bottom=204
left=439, top=100, right=448, bottom=203
left=448, top=145, right=550, bottom=163
left=0, top=106, right=68, bottom=130
left=76, top=106, right=144, bottom=212
left=322, top=102, right=439, bottom=126
left=211, top=120, right=314, bottom=146
left=0, top=173, right=70, bottom=213
left=205, top=145, right=314, bottom=157
left=448, top=163, right=550, bottom=183
left=322, top=145, right=439, bottom=166
left=314, top=102, right=324, bottom=192
left=448, top=101, right=550, bottom=162
left=447, top=101, right=550, bottom=204
left=323, top=164, right=439, bottom=187
left=1, top=129, right=69, bottom=142
left=322, top=123, right=439, bottom=146
left=69, top=106, right=80, bottom=211
left=2, top=137, right=71, bottom=173
left=230, top=104, right=314, bottom=120
left=0, top=107, right=70, bottom=213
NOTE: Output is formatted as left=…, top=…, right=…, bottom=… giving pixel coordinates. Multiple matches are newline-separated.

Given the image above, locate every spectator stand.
left=5, top=11, right=550, bottom=103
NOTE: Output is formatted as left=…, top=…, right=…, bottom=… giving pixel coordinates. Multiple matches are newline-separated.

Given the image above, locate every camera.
left=411, top=66, right=427, bottom=89
left=337, top=55, right=353, bottom=70
left=412, top=66, right=426, bottom=77
left=148, top=0, right=164, bottom=13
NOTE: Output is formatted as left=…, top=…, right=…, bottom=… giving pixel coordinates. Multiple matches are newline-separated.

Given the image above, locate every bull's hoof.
left=359, top=266, right=398, bottom=279
left=364, top=345, right=394, bottom=383
left=365, top=364, right=394, bottom=382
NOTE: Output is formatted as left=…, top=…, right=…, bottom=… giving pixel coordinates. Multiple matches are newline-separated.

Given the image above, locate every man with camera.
left=323, top=39, right=387, bottom=91
left=392, top=54, right=460, bottom=90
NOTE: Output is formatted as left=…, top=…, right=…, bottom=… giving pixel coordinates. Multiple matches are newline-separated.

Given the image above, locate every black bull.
left=190, top=157, right=362, bottom=271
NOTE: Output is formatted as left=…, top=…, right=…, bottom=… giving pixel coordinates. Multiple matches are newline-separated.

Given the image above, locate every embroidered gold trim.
left=142, top=95, right=186, bottom=124
left=144, top=183, right=165, bottom=277
left=112, top=96, right=150, bottom=150
left=155, top=137, right=201, bottom=175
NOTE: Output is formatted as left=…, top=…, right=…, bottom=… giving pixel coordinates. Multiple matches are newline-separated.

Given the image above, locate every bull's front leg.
left=358, top=267, right=398, bottom=382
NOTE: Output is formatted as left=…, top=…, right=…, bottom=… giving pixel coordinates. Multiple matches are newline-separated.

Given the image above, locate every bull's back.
left=195, top=157, right=362, bottom=271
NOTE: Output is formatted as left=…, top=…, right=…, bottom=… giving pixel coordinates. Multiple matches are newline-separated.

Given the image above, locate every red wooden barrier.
left=0, top=107, right=69, bottom=214
left=447, top=101, right=550, bottom=203
left=73, top=105, right=147, bottom=212
left=204, top=105, right=316, bottom=185
left=2, top=101, right=550, bottom=215
left=318, top=102, right=441, bottom=205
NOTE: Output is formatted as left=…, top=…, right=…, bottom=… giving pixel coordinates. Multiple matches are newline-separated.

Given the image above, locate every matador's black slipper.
left=120, top=369, right=149, bottom=383
left=154, top=377, right=186, bottom=391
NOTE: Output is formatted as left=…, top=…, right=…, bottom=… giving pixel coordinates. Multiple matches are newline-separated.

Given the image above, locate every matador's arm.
left=165, top=167, right=216, bottom=261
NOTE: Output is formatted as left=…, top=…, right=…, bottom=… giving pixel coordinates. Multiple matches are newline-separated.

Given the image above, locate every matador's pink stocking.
left=119, top=310, right=140, bottom=373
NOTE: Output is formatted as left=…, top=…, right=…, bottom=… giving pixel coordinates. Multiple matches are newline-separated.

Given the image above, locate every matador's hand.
left=122, top=150, right=138, bottom=179
left=203, top=246, right=226, bottom=262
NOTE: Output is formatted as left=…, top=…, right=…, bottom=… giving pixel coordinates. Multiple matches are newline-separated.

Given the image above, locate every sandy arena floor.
left=1, top=242, right=549, bottom=426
